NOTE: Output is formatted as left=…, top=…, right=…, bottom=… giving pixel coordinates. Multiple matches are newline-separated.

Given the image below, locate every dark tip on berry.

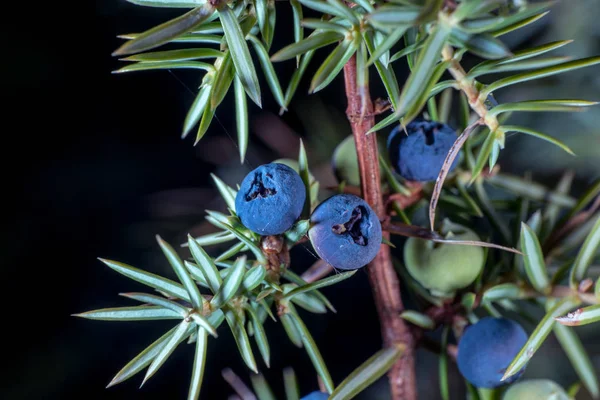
left=308, top=194, right=381, bottom=270
left=331, top=206, right=368, bottom=246
left=235, top=163, right=306, bottom=236
left=244, top=172, right=278, bottom=201
left=387, top=118, right=461, bottom=182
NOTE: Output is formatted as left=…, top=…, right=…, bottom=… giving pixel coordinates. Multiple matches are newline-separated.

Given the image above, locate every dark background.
left=4, top=0, right=599, bottom=399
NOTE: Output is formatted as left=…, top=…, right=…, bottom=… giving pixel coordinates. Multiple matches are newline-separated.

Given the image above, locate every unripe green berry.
left=502, top=379, right=570, bottom=400
left=403, top=219, right=485, bottom=296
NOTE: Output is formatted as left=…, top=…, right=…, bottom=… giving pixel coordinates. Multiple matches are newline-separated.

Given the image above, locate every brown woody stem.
left=343, top=56, right=417, bottom=400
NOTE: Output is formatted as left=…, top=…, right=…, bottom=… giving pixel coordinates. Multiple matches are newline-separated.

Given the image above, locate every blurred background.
left=4, top=0, right=599, bottom=399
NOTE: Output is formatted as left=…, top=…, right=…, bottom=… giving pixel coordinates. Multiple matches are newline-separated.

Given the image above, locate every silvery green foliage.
left=78, top=0, right=600, bottom=399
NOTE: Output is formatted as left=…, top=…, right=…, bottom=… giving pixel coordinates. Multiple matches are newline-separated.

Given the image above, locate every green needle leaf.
left=290, top=291, right=327, bottom=314
left=488, top=100, right=597, bottom=116
left=470, top=130, right=496, bottom=182
left=225, top=309, right=258, bottom=372
left=271, top=31, right=343, bottom=62
left=284, top=219, right=311, bottom=245
left=211, top=256, right=247, bottom=309
left=284, top=271, right=356, bottom=299
left=205, top=212, right=267, bottom=264
left=188, top=327, right=208, bottom=400
left=107, top=324, right=185, bottom=387
left=452, top=0, right=506, bottom=21
left=562, top=178, right=600, bottom=221
left=439, top=325, right=450, bottom=400
left=570, top=216, right=600, bottom=287
left=363, top=32, right=400, bottom=109
left=126, top=0, right=206, bottom=7
left=281, top=50, right=315, bottom=112
left=120, top=292, right=189, bottom=316
left=113, top=61, right=214, bottom=74
left=460, top=33, right=511, bottom=60
left=280, top=312, right=304, bottom=347
left=99, top=258, right=191, bottom=302
left=468, top=57, right=570, bottom=78
left=502, top=297, right=580, bottom=382
left=117, top=32, right=222, bottom=44
left=386, top=22, right=452, bottom=125
left=482, top=283, right=526, bottom=303
left=112, top=5, right=215, bottom=56
left=399, top=310, right=435, bottom=329
left=182, top=85, right=211, bottom=139
left=379, top=155, right=411, bottom=196
left=290, top=0, right=304, bottom=65
left=366, top=27, right=407, bottom=67
left=195, top=102, right=214, bottom=144
left=297, top=0, right=348, bottom=17
left=215, top=242, right=247, bottom=263
left=189, top=312, right=219, bottom=338
left=210, top=51, right=234, bottom=111
left=248, top=35, right=287, bottom=110
left=121, top=48, right=223, bottom=62
left=283, top=367, right=300, bottom=400
left=390, top=38, right=426, bottom=63
left=255, top=0, right=269, bottom=46
left=502, top=125, right=574, bottom=155
left=283, top=269, right=336, bottom=313
left=232, top=76, right=249, bottom=162
left=157, top=235, right=205, bottom=309
left=520, top=222, right=551, bottom=294
left=485, top=1, right=555, bottom=32
left=310, top=37, right=360, bottom=93
left=482, top=56, right=600, bottom=96
left=288, top=303, right=334, bottom=393
left=555, top=304, right=600, bottom=327
left=492, top=11, right=549, bottom=37
left=187, top=235, right=223, bottom=294
left=243, top=265, right=267, bottom=291
left=553, top=322, right=600, bottom=398
left=470, top=40, right=572, bottom=71
left=245, top=305, right=271, bottom=367
left=366, top=5, right=420, bottom=30
left=298, top=139, right=312, bottom=219
left=218, top=6, right=262, bottom=107
left=143, top=320, right=192, bottom=386
left=250, top=373, right=277, bottom=400
left=326, top=0, right=359, bottom=25
left=329, top=345, right=404, bottom=400
left=73, top=306, right=182, bottom=321
left=210, top=173, right=238, bottom=211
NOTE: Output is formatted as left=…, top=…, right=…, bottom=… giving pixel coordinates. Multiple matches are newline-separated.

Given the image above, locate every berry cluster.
left=235, top=162, right=382, bottom=270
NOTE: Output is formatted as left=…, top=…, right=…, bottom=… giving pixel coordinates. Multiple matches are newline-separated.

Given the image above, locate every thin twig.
left=429, top=118, right=483, bottom=230
left=301, top=259, right=334, bottom=283
left=344, top=56, right=416, bottom=400
left=384, top=221, right=522, bottom=254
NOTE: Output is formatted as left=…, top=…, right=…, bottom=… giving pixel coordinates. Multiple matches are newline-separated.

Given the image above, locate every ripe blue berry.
left=300, top=391, right=328, bottom=400
left=235, top=163, right=306, bottom=235
left=387, top=118, right=460, bottom=182
left=308, top=194, right=382, bottom=270
left=457, top=317, right=528, bottom=388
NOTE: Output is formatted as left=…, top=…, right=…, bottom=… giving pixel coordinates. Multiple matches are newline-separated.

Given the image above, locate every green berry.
left=502, top=379, right=570, bottom=400
left=332, top=135, right=362, bottom=187
left=403, top=219, right=484, bottom=295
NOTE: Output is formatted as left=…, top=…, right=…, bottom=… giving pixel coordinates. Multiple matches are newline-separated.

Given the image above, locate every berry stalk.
left=343, top=55, right=417, bottom=400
